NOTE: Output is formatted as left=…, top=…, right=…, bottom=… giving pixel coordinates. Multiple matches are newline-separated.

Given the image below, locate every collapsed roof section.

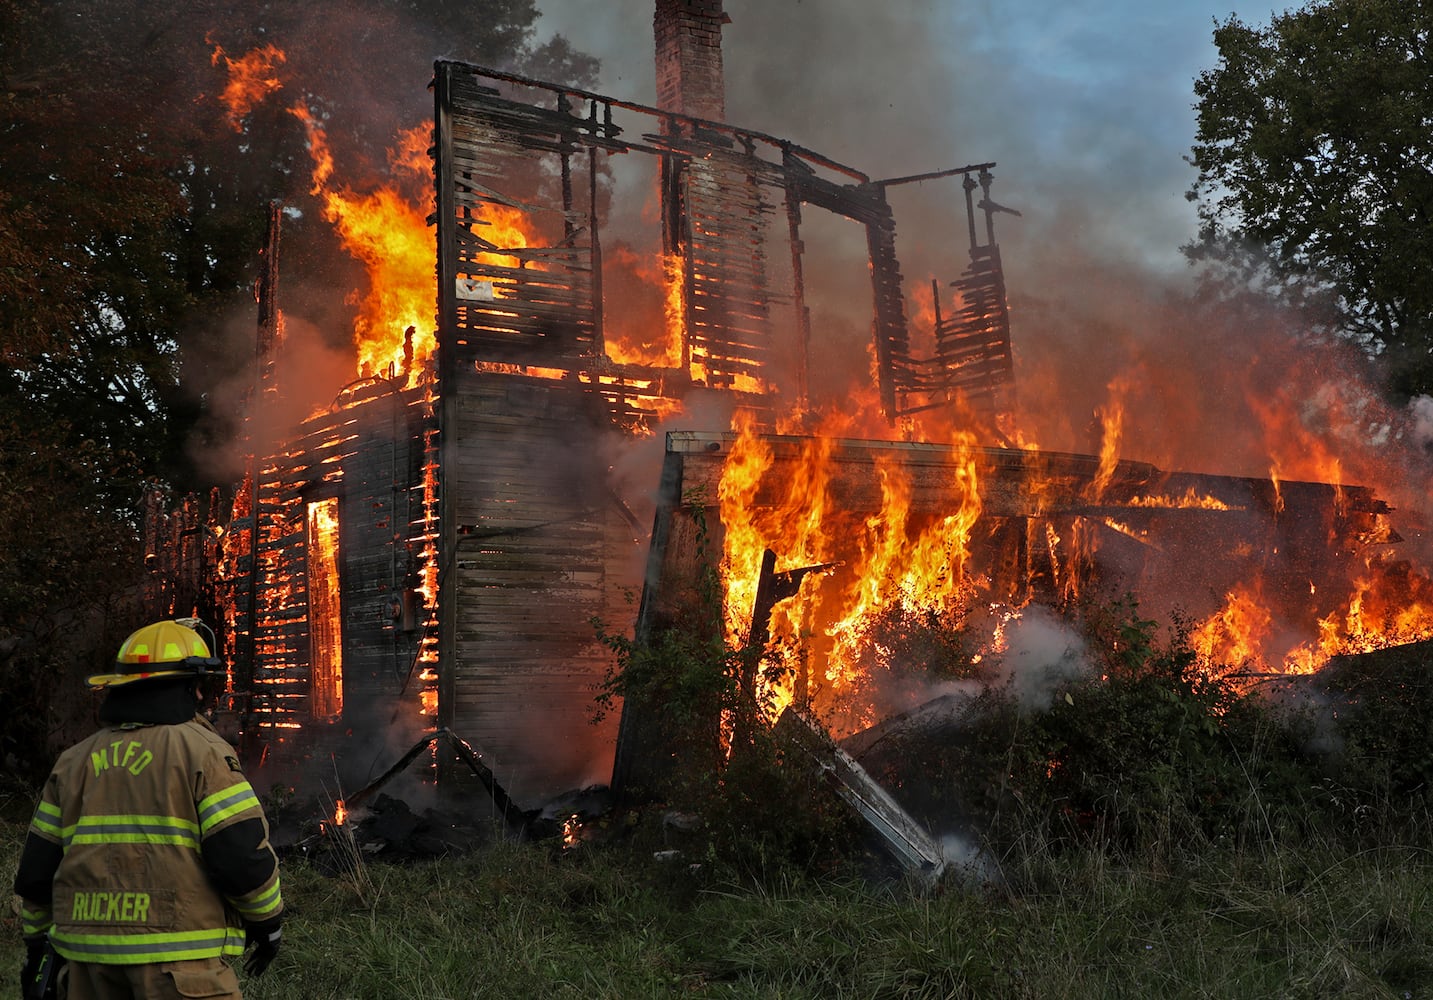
left=431, top=60, right=1017, bottom=431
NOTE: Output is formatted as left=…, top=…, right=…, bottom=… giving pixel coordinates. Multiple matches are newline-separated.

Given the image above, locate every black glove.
left=20, top=939, right=61, bottom=1000
left=243, top=918, right=282, bottom=977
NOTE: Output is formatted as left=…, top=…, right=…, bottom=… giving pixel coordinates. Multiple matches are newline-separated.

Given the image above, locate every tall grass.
left=4, top=807, right=1431, bottom=999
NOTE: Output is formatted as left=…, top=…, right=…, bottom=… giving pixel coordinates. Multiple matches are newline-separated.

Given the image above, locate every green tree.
left=0, top=403, right=142, bottom=777
left=1185, top=0, right=1433, bottom=397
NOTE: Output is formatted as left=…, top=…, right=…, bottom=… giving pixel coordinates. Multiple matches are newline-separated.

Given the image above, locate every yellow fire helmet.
left=87, top=619, right=223, bottom=688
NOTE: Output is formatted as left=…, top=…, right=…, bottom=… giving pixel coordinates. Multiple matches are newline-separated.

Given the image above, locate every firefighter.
left=13, top=619, right=284, bottom=1000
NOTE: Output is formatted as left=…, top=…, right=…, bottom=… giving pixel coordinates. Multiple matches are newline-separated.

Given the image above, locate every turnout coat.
left=13, top=714, right=283, bottom=965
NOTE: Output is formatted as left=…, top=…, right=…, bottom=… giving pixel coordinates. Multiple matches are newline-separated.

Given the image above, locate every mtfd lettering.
left=72, top=891, right=151, bottom=923
left=90, top=740, right=153, bottom=777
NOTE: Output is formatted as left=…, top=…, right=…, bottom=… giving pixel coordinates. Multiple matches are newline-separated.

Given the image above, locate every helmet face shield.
left=89, top=620, right=223, bottom=688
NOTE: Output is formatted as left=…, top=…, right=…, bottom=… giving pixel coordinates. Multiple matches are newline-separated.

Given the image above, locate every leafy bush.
left=599, top=539, right=1433, bottom=881
left=1307, top=640, right=1433, bottom=838
left=846, top=597, right=1352, bottom=868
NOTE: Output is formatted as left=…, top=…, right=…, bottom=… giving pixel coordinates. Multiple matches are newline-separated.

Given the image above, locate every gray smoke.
left=518, top=7, right=1238, bottom=432
left=993, top=605, right=1093, bottom=711
left=534, top=1, right=1239, bottom=279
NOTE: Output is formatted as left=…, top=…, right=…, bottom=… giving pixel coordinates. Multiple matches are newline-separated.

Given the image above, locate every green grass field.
left=6, top=800, right=1432, bottom=999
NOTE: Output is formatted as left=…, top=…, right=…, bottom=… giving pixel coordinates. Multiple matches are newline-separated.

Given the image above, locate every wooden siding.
left=444, top=371, right=640, bottom=801
left=682, top=149, right=779, bottom=389
left=235, top=379, right=436, bottom=783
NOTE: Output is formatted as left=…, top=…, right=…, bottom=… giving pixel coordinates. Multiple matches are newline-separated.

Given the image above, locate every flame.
left=1099, top=518, right=1151, bottom=546
left=210, top=43, right=286, bottom=131
left=1281, top=557, right=1433, bottom=673
left=718, top=409, right=777, bottom=647
left=662, top=253, right=686, bottom=368
left=718, top=410, right=985, bottom=730
left=474, top=362, right=569, bottom=379
left=1042, top=522, right=1064, bottom=597
left=306, top=498, right=344, bottom=720
left=1126, top=489, right=1234, bottom=511
left=334, top=799, right=347, bottom=826
left=605, top=250, right=685, bottom=368
left=1191, top=582, right=1273, bottom=673
left=292, top=103, right=436, bottom=380
left=212, top=45, right=453, bottom=384
left=1089, top=398, right=1123, bottom=502
left=1192, top=550, right=1433, bottom=680
left=390, top=125, right=432, bottom=178
left=472, top=203, right=533, bottom=273
left=414, top=424, right=441, bottom=716
left=417, top=427, right=441, bottom=610
left=562, top=814, right=582, bottom=848
left=1248, top=379, right=1353, bottom=488
left=971, top=604, right=1020, bottom=664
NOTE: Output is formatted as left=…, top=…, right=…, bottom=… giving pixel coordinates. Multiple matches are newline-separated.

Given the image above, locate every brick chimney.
left=654, top=0, right=727, bottom=122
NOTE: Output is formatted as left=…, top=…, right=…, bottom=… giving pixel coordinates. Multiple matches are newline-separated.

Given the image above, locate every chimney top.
left=654, top=0, right=727, bottom=122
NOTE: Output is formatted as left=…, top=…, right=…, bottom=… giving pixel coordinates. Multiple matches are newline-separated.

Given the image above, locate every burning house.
left=141, top=1, right=1430, bottom=815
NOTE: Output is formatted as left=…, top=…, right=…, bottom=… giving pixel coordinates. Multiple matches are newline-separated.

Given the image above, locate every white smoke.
left=939, top=831, right=998, bottom=885
left=1409, top=395, right=1433, bottom=453
left=993, top=605, right=1093, bottom=711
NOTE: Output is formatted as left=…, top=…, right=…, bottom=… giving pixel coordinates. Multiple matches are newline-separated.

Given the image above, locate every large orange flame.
left=290, top=104, right=435, bottom=380
left=605, top=249, right=685, bottom=368
left=1189, top=547, right=1433, bottom=681
left=718, top=407, right=985, bottom=730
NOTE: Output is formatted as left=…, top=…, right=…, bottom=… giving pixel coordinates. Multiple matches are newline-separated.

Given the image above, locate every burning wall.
left=611, top=429, right=1398, bottom=792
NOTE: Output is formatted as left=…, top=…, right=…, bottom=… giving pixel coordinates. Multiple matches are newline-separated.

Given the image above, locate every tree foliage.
left=0, top=0, right=598, bottom=775
left=0, top=0, right=597, bottom=494
left=0, top=402, right=140, bottom=777
left=1186, top=0, right=1433, bottom=397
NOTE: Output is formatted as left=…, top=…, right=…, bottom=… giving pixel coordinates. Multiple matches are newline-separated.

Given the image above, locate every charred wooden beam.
left=345, top=727, right=528, bottom=834
left=661, top=431, right=1390, bottom=528
left=256, top=201, right=283, bottom=355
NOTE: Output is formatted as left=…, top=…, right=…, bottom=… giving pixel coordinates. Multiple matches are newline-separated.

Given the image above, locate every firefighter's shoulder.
left=184, top=716, right=247, bottom=768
